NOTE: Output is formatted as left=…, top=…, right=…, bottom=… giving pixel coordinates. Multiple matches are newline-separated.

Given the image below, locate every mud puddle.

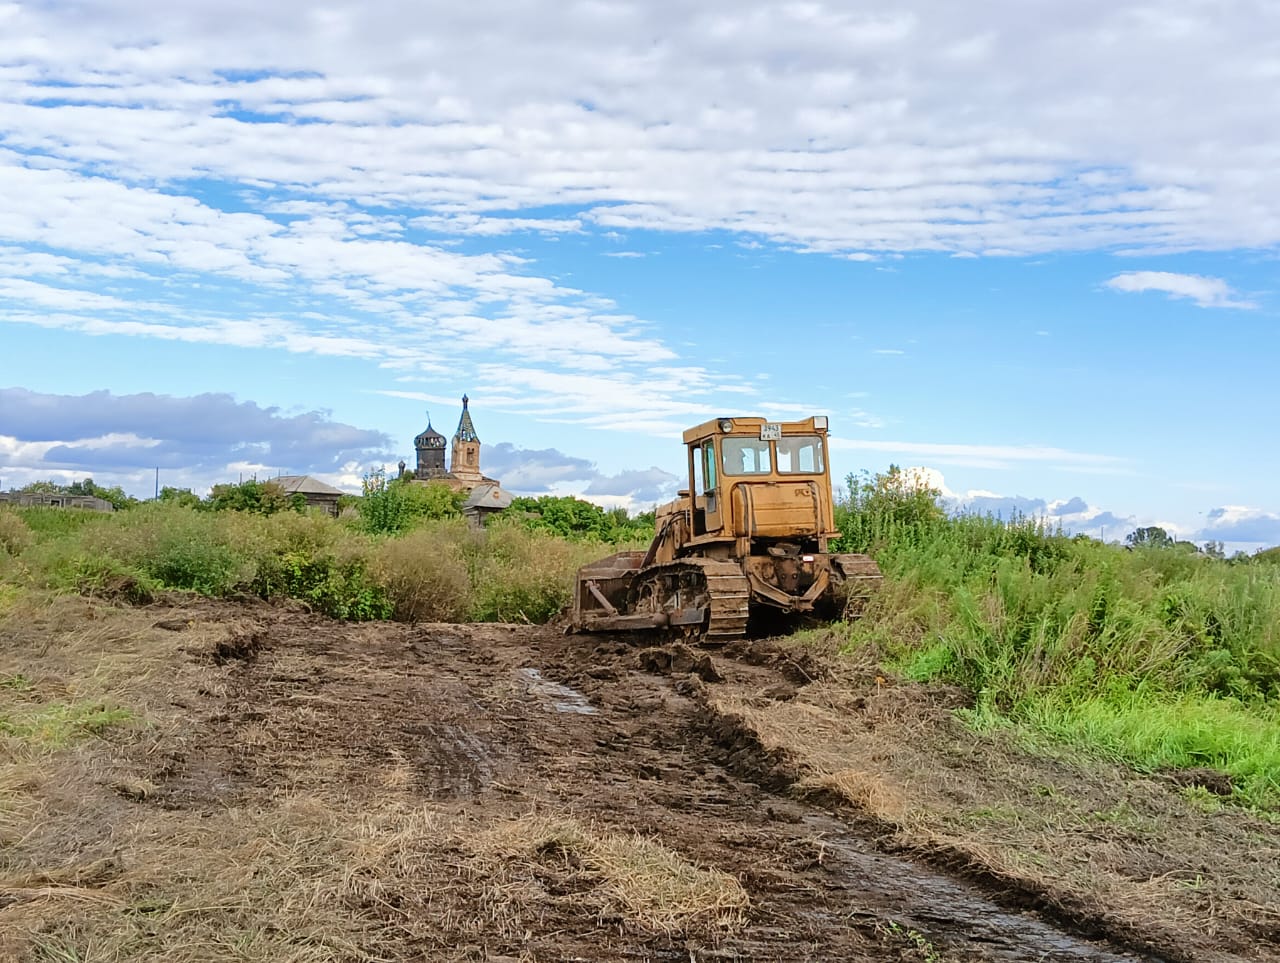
left=518, top=665, right=598, bottom=714
left=799, top=813, right=1157, bottom=962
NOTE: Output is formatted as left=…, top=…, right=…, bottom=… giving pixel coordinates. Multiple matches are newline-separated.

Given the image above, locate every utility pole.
left=154, top=467, right=159, bottom=500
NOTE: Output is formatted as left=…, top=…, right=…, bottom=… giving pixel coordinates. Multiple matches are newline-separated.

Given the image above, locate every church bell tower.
left=450, top=394, right=483, bottom=483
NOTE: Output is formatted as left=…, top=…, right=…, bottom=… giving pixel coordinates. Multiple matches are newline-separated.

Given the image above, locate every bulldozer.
left=570, top=415, right=882, bottom=643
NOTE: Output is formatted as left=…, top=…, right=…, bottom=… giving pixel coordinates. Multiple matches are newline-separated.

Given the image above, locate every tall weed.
left=374, top=521, right=472, bottom=622
left=831, top=469, right=1280, bottom=808
left=0, top=510, right=32, bottom=556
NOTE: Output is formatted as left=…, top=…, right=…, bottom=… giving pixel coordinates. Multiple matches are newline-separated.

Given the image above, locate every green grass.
left=1022, top=693, right=1280, bottom=809
left=2, top=501, right=626, bottom=627
left=831, top=469, right=1280, bottom=811
left=0, top=701, right=135, bottom=748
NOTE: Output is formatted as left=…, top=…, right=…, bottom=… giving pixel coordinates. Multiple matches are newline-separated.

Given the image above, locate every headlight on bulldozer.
left=813, top=415, right=828, bottom=430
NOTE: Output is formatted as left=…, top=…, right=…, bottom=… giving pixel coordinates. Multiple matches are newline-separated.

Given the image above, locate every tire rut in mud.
left=614, top=640, right=1172, bottom=962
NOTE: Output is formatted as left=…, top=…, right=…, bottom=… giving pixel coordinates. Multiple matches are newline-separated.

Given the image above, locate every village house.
left=0, top=491, right=114, bottom=512
left=272, top=475, right=345, bottom=517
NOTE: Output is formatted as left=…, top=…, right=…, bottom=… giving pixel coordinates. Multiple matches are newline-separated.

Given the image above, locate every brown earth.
left=1, top=596, right=1276, bottom=962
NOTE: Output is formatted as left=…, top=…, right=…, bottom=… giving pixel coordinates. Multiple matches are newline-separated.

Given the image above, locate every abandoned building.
left=398, top=395, right=511, bottom=526
left=0, top=491, right=114, bottom=512
left=273, top=475, right=345, bottom=517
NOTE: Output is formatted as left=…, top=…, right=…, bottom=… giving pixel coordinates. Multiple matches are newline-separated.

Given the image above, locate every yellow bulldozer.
left=570, top=415, right=882, bottom=643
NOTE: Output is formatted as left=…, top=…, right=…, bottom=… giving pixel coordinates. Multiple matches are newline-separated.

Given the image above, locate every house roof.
left=462, top=482, right=512, bottom=511
left=273, top=475, right=346, bottom=497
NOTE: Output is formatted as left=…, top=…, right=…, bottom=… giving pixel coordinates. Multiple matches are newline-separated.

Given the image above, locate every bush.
left=505, top=495, right=655, bottom=542
left=207, top=479, right=304, bottom=515
left=76, top=503, right=251, bottom=596
left=374, top=522, right=472, bottom=622
left=465, top=521, right=602, bottom=623
left=358, top=471, right=464, bottom=535
left=0, top=511, right=32, bottom=556
left=254, top=547, right=391, bottom=621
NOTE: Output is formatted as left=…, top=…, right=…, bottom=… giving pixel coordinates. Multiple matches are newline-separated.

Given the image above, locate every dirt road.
left=149, top=610, right=1171, bottom=961
left=4, top=600, right=1272, bottom=962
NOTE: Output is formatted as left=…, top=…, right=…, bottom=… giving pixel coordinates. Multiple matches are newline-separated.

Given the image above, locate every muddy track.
left=125, top=608, right=1200, bottom=963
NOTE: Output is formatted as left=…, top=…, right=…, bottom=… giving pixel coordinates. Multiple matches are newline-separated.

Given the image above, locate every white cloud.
left=1104, top=271, right=1256, bottom=309
left=829, top=437, right=1125, bottom=471
left=880, top=467, right=1139, bottom=541
left=0, top=388, right=394, bottom=495
left=1, top=1, right=1278, bottom=261
left=1, top=0, right=1278, bottom=440
left=1196, top=505, right=1280, bottom=548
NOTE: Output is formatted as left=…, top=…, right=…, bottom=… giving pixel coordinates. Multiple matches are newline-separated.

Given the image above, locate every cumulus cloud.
left=889, top=466, right=1136, bottom=540
left=1196, top=506, right=1280, bottom=547
left=0, top=0, right=1275, bottom=439
left=479, top=442, right=678, bottom=505
left=0, top=387, right=392, bottom=493
left=481, top=443, right=597, bottom=492
left=584, top=467, right=680, bottom=505
left=1104, top=271, right=1256, bottom=309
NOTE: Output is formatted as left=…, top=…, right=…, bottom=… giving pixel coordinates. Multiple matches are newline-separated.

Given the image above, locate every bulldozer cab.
left=685, top=416, right=837, bottom=550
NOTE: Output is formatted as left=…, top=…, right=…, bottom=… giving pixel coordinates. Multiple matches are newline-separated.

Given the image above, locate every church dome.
left=414, top=421, right=446, bottom=449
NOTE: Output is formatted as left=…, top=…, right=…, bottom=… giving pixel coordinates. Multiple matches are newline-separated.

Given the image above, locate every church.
left=399, top=395, right=512, bottom=525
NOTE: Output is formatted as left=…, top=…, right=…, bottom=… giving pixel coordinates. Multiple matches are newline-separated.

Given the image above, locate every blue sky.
left=1, top=0, right=1278, bottom=550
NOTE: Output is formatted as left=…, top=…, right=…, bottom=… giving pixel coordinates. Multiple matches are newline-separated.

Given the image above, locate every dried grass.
left=1, top=793, right=470, bottom=963
left=709, top=672, right=1280, bottom=958
left=467, top=813, right=749, bottom=934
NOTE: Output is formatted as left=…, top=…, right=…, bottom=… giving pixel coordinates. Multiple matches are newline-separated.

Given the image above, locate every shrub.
left=358, top=471, right=464, bottom=535
left=77, top=503, right=252, bottom=596
left=207, top=479, right=304, bottom=515
left=827, top=472, right=1280, bottom=809
left=256, top=548, right=391, bottom=621
left=505, top=495, right=655, bottom=543
left=0, top=511, right=32, bottom=556
left=465, top=521, right=601, bottom=623
left=374, top=522, right=472, bottom=622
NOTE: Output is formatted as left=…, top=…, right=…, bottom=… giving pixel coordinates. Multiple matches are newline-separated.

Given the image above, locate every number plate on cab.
left=759, top=423, right=782, bottom=441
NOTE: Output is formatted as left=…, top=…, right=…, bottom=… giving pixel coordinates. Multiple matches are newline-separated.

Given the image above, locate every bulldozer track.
left=631, top=558, right=750, bottom=644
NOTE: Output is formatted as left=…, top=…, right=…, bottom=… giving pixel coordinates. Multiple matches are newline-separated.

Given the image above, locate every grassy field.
left=0, top=500, right=621, bottom=626
left=830, top=468, right=1280, bottom=811
left=3, top=468, right=1278, bottom=812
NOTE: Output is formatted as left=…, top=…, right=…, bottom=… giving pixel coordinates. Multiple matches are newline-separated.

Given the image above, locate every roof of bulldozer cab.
left=682, top=415, right=827, bottom=445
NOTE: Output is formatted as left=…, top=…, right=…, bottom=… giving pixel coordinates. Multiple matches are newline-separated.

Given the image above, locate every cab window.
left=694, top=444, right=717, bottom=494
left=722, top=438, right=772, bottom=475
left=776, top=435, right=825, bottom=473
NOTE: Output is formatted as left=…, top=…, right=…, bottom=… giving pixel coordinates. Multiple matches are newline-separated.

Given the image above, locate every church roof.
left=453, top=394, right=480, bottom=443
left=414, top=418, right=445, bottom=447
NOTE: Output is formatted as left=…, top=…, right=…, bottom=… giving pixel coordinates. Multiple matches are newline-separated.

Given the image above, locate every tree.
left=1201, top=540, right=1226, bottom=559
left=1125, top=526, right=1174, bottom=549
left=159, top=486, right=202, bottom=509
left=505, top=495, right=654, bottom=542
left=358, top=470, right=464, bottom=535
left=207, top=479, right=302, bottom=515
